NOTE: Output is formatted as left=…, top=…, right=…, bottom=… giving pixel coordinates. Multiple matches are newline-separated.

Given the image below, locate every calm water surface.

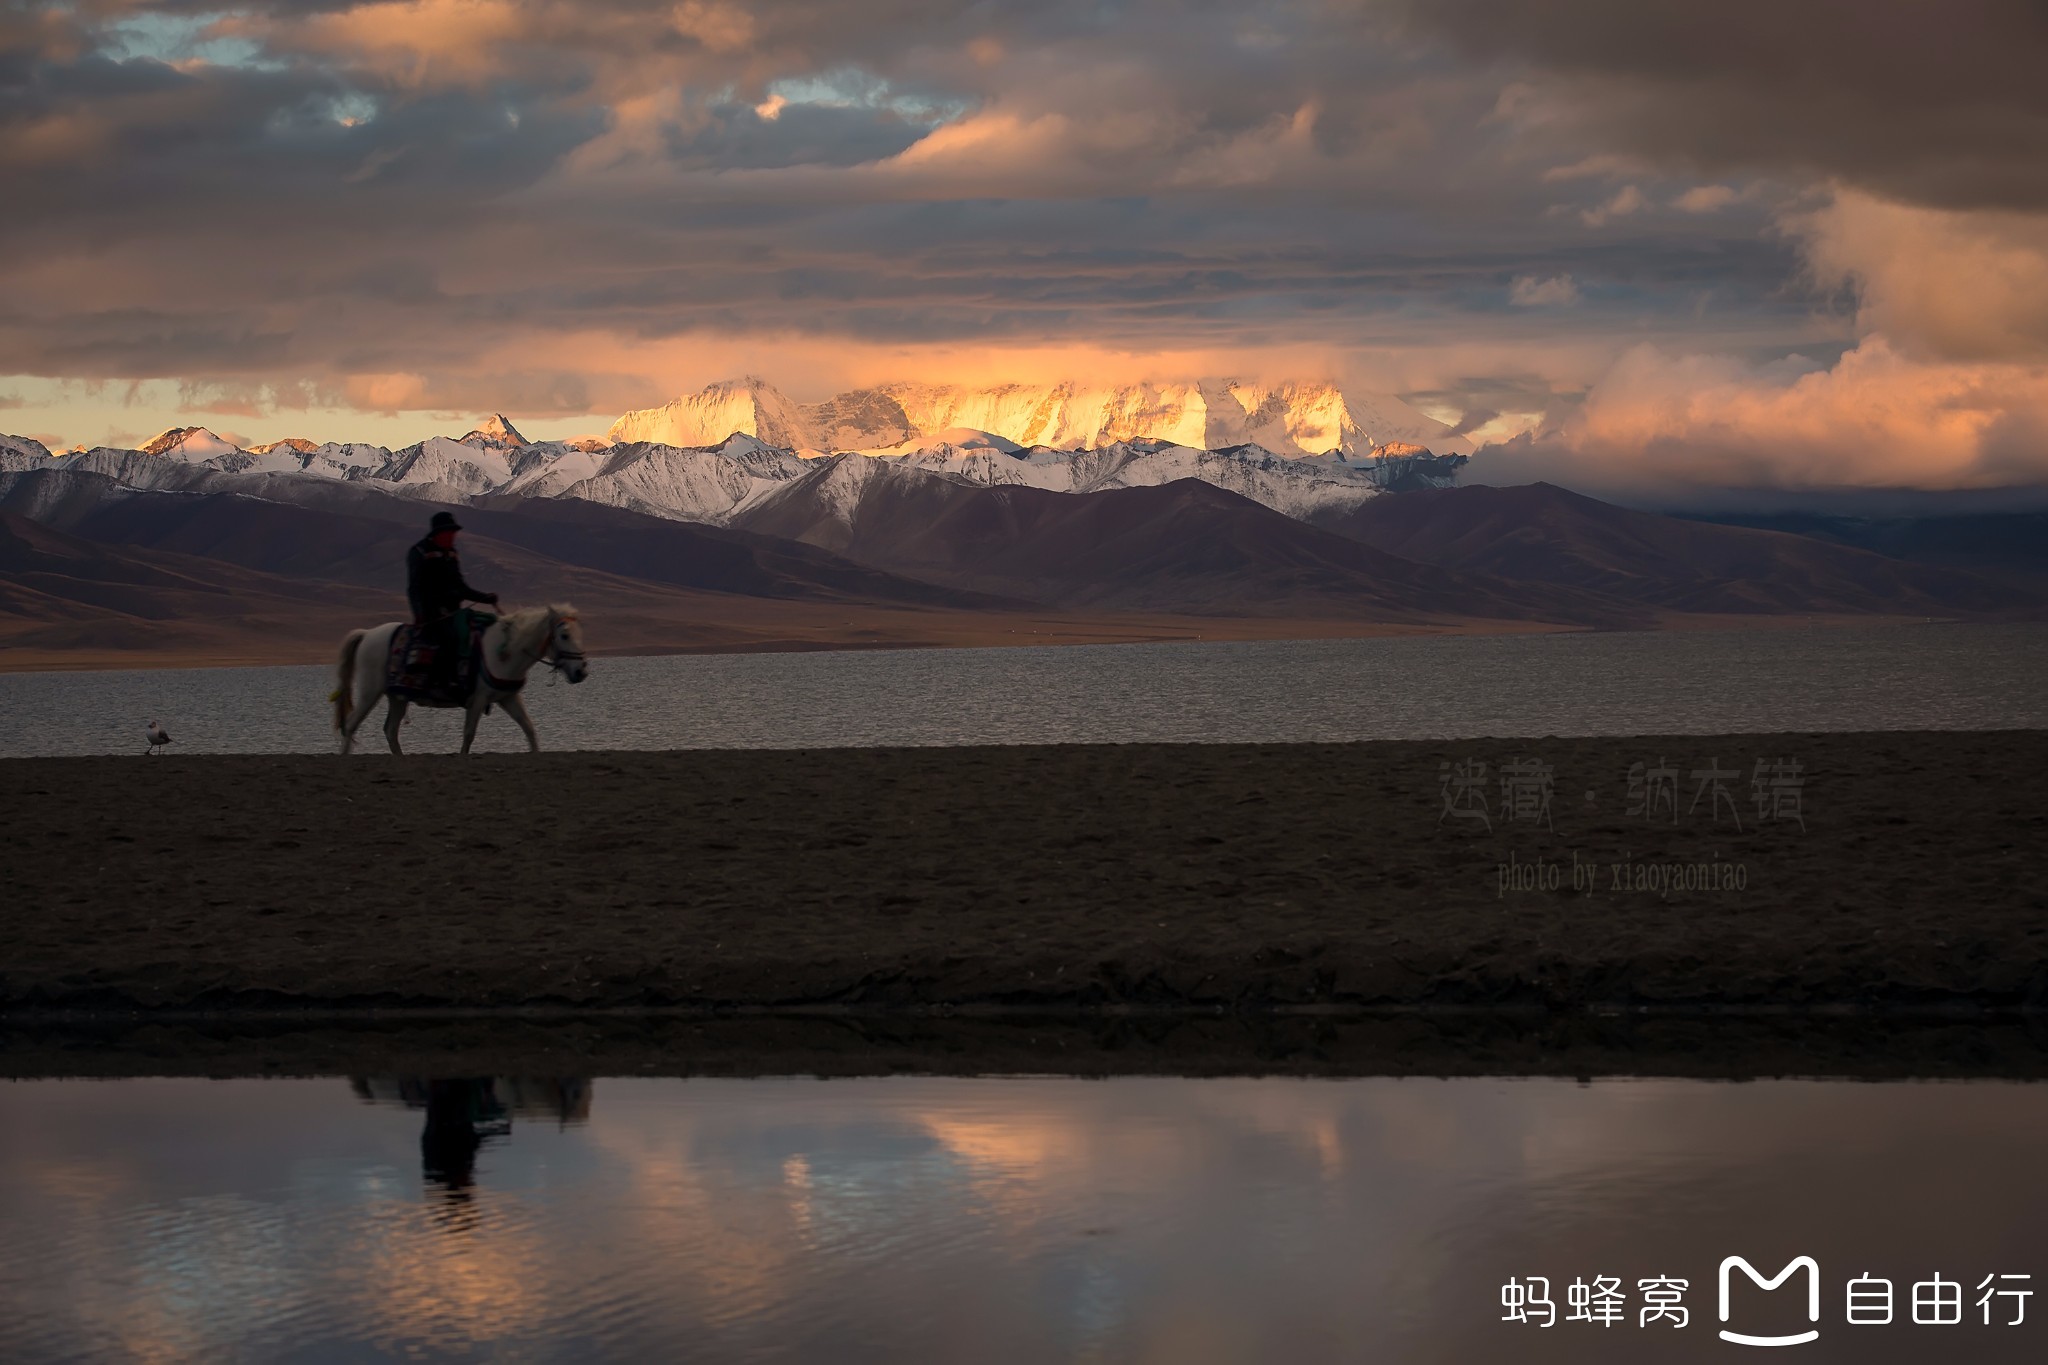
left=1, top=1075, right=2043, bottom=1363
left=2, top=622, right=2044, bottom=756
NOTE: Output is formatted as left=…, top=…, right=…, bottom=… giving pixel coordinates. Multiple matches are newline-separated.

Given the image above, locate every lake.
left=2, top=621, right=2045, bottom=757
left=2, top=1073, right=2044, bottom=1363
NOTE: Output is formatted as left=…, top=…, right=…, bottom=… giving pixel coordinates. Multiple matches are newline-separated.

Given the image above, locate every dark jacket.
left=406, top=537, right=493, bottom=623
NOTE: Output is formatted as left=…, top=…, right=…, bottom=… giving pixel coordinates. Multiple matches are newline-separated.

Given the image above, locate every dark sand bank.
left=4, top=734, right=2044, bottom=1034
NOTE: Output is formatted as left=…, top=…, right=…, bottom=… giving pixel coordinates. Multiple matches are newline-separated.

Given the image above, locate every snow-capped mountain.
left=608, top=378, right=815, bottom=452
left=138, top=426, right=242, bottom=460
left=459, top=414, right=528, bottom=449
left=498, top=436, right=810, bottom=522
left=607, top=377, right=1474, bottom=458
left=0, top=433, right=52, bottom=467
left=0, top=428, right=823, bottom=525
left=1, top=421, right=1462, bottom=527
left=872, top=440, right=1365, bottom=520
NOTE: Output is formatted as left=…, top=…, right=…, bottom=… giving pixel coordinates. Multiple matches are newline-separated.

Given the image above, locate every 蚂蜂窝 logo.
left=1719, top=1255, right=1821, bottom=1346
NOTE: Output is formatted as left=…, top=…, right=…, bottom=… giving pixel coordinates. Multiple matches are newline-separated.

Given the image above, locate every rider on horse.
left=406, top=511, right=498, bottom=693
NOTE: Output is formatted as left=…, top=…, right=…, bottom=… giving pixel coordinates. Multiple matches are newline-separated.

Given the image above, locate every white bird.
left=145, top=720, right=173, bottom=756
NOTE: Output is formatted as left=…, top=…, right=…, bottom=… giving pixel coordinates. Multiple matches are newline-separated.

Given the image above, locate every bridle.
left=507, top=608, right=586, bottom=676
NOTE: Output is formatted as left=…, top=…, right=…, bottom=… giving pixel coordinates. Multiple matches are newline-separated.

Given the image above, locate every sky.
left=4, top=0, right=2048, bottom=500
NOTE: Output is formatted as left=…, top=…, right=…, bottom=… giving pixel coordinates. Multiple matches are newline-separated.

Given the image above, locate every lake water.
left=2, top=622, right=2045, bottom=756
left=2, top=1073, right=2044, bottom=1363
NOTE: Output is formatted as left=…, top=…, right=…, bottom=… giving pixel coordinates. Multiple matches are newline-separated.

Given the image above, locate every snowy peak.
left=249, top=437, right=318, bottom=455
left=606, top=377, right=812, bottom=451
left=1218, top=380, right=1359, bottom=456
left=139, top=426, right=242, bottom=460
left=609, top=378, right=1472, bottom=457
left=1, top=433, right=53, bottom=463
left=458, top=414, right=528, bottom=448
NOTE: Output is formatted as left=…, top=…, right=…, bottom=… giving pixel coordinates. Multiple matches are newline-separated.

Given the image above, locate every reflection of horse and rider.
left=349, top=1077, right=593, bottom=1196
left=331, top=510, right=591, bottom=754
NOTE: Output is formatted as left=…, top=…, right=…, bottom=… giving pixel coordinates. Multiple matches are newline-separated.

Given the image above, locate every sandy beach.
left=4, top=732, right=2043, bottom=1030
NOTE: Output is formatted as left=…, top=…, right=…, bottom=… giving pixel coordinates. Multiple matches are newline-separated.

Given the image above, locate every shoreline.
left=9, top=1009, right=2048, bottom=1081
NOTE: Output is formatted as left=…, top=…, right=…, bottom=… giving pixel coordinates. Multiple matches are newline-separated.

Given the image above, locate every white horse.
left=332, top=604, right=588, bottom=755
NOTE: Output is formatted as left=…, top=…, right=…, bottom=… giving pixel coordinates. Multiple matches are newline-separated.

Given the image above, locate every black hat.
left=429, top=511, right=463, bottom=532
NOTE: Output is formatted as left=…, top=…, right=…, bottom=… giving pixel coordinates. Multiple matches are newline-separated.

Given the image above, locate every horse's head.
left=549, top=607, right=589, bottom=684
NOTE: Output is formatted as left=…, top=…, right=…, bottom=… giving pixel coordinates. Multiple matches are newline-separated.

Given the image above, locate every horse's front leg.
left=383, top=696, right=408, bottom=755
left=460, top=694, right=487, bottom=754
left=501, top=694, right=540, bottom=752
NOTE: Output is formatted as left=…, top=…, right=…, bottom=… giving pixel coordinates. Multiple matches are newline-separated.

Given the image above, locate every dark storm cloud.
left=9, top=308, right=295, bottom=373
left=1389, top=0, right=2048, bottom=211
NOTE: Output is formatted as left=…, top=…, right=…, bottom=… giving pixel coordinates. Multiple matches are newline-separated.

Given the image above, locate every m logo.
left=1719, top=1256, right=1821, bottom=1346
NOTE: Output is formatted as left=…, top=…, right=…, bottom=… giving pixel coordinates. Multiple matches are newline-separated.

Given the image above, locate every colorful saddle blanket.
left=387, top=610, right=497, bottom=705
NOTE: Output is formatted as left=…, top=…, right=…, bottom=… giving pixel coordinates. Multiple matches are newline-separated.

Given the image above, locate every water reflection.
left=2, top=1075, right=2046, bottom=1363
left=348, top=1077, right=591, bottom=1196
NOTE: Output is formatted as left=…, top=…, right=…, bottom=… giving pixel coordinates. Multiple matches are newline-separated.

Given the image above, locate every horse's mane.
left=499, top=603, right=580, bottom=654
left=503, top=602, right=577, bottom=629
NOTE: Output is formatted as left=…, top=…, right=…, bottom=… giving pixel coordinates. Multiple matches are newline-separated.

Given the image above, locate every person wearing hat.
left=406, top=511, right=499, bottom=694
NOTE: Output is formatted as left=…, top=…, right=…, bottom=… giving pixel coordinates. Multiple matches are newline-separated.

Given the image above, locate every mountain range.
left=3, top=380, right=2042, bottom=665
left=2, top=383, right=1461, bottom=528
left=606, top=376, right=1475, bottom=458
left=726, top=454, right=1642, bottom=625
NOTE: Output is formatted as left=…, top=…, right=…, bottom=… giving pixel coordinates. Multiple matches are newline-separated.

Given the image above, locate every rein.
left=493, top=609, right=584, bottom=689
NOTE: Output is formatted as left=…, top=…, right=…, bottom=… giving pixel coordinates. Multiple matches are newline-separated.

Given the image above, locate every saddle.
left=387, top=609, right=499, bottom=706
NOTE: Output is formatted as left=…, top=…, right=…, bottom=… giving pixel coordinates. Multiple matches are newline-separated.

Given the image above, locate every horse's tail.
left=331, top=629, right=365, bottom=730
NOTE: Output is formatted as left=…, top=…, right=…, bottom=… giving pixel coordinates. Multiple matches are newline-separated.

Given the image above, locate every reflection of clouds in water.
left=4, top=1076, right=2048, bottom=1363
left=0, top=1081, right=394, bottom=1361
left=0, top=1077, right=1637, bottom=1361
left=578, top=1098, right=953, bottom=1324
left=339, top=1197, right=559, bottom=1350
left=573, top=1078, right=1537, bottom=1359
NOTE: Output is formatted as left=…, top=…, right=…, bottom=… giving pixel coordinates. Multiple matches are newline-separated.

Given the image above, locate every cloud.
left=1578, top=185, right=1643, bottom=227
left=1486, top=178, right=2048, bottom=500
left=1673, top=184, right=1739, bottom=214
left=1791, top=188, right=2048, bottom=363
left=1477, top=336, right=2048, bottom=499
left=1508, top=274, right=1579, bottom=307
left=0, top=2, right=1566, bottom=409
left=1381, top=0, right=2048, bottom=497
left=341, top=372, right=431, bottom=412
left=1391, top=0, right=2048, bottom=212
